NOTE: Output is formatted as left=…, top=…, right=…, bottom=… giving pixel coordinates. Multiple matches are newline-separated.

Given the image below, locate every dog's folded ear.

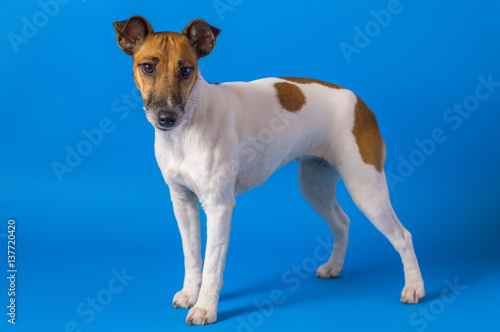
left=183, top=19, right=221, bottom=58
left=113, top=16, right=153, bottom=55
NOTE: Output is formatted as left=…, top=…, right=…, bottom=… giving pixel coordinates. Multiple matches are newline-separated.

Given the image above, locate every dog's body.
left=113, top=16, right=425, bottom=325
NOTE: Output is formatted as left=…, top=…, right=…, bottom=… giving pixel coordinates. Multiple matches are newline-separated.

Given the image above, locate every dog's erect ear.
left=183, top=19, right=221, bottom=58
left=113, top=16, right=153, bottom=55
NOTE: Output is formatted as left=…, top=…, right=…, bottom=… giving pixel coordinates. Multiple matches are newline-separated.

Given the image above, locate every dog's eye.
left=141, top=63, right=154, bottom=74
left=180, top=66, right=193, bottom=78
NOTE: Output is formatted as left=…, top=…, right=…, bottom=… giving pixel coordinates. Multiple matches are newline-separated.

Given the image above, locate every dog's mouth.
left=155, top=124, right=175, bottom=132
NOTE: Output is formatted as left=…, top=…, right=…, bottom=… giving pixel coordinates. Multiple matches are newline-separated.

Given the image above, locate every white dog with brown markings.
left=113, top=16, right=425, bottom=325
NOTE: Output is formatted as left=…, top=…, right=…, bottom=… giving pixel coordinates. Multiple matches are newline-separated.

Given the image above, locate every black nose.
left=157, top=111, right=177, bottom=129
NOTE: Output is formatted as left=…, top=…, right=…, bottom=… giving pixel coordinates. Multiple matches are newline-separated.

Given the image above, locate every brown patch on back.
left=280, top=77, right=344, bottom=90
left=352, top=96, right=385, bottom=172
left=274, top=82, right=306, bottom=112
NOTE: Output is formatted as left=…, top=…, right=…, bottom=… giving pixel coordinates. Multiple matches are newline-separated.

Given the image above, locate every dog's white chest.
left=154, top=138, right=198, bottom=194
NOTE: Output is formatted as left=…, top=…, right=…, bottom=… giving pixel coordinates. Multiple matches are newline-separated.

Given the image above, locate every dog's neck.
left=186, top=71, right=212, bottom=118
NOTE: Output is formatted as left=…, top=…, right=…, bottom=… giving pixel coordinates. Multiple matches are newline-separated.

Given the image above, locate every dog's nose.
left=157, top=111, right=177, bottom=129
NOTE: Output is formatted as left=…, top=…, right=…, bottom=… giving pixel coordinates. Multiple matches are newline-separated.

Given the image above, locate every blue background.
left=1, top=0, right=499, bottom=331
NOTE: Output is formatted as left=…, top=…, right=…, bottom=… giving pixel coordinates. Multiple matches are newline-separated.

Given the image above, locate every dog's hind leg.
left=298, top=157, right=350, bottom=278
left=338, top=161, right=425, bottom=304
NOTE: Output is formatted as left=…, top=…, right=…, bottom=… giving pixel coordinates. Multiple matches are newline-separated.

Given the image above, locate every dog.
left=113, top=15, right=425, bottom=325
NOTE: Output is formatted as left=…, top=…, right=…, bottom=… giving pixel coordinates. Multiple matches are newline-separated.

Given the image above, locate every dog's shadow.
left=217, top=250, right=500, bottom=322
left=218, top=278, right=276, bottom=322
left=220, top=277, right=284, bottom=302
left=216, top=270, right=356, bottom=322
left=217, top=277, right=289, bottom=322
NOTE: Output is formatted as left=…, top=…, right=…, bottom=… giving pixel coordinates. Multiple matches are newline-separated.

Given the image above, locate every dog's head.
left=113, top=16, right=220, bottom=131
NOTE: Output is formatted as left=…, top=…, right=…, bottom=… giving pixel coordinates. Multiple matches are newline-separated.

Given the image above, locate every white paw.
left=316, top=262, right=343, bottom=278
left=186, top=305, right=217, bottom=325
left=401, top=282, right=425, bottom=304
left=173, top=288, right=199, bottom=309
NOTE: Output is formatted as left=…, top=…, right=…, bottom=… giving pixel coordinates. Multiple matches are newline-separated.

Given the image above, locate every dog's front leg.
left=170, top=186, right=203, bottom=309
left=186, top=199, right=235, bottom=325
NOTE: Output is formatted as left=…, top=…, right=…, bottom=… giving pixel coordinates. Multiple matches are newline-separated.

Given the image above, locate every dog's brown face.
left=113, top=16, right=220, bottom=131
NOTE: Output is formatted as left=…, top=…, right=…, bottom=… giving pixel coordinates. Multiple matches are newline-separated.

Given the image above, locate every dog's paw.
left=316, top=262, right=343, bottom=278
left=173, top=288, right=199, bottom=309
left=186, top=305, right=217, bottom=325
left=401, top=282, right=425, bottom=304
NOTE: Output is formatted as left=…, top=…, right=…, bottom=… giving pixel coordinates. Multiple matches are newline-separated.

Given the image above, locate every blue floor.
left=3, top=163, right=500, bottom=332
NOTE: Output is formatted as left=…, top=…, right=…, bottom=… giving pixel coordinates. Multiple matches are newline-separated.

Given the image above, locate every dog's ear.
left=183, top=19, right=221, bottom=58
left=113, top=16, right=153, bottom=55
